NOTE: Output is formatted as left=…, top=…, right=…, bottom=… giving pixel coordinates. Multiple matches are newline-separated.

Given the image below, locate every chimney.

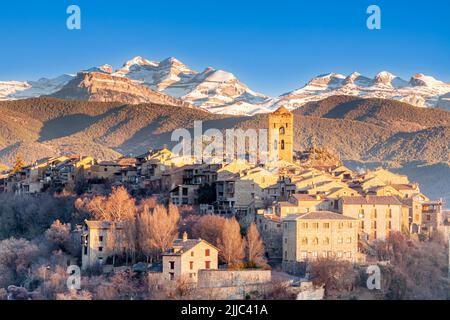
left=182, top=231, right=188, bottom=242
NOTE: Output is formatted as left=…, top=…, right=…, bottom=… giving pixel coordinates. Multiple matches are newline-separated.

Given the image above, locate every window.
left=360, top=221, right=364, bottom=229
left=302, top=223, right=308, bottom=229
left=301, top=251, right=307, bottom=259
left=338, top=237, right=343, bottom=244
left=182, top=188, right=188, bottom=196
left=337, top=251, right=343, bottom=258
left=323, top=223, right=330, bottom=229
left=83, top=246, right=87, bottom=255
left=281, top=140, right=285, bottom=150
left=372, top=209, right=377, bottom=219
left=312, top=251, right=318, bottom=258
left=386, top=209, right=392, bottom=219
left=313, top=223, right=319, bottom=229
left=99, top=236, right=103, bottom=242
left=346, top=252, right=352, bottom=259
left=205, top=261, right=211, bottom=269
left=98, top=257, right=104, bottom=264
left=323, top=237, right=330, bottom=245
left=358, top=209, right=365, bottom=218
left=189, top=261, right=194, bottom=270
left=98, top=247, right=103, bottom=252
left=313, top=237, right=319, bottom=245
left=346, top=237, right=352, bottom=244
left=301, top=237, right=308, bottom=245
left=169, top=261, right=175, bottom=270
left=191, top=251, right=194, bottom=257
left=284, top=251, right=287, bottom=259
left=205, top=249, right=210, bottom=257
left=338, top=222, right=344, bottom=229
left=427, top=215, right=431, bottom=221
left=347, top=222, right=353, bottom=228
left=169, top=272, right=175, bottom=280
left=279, top=127, right=285, bottom=135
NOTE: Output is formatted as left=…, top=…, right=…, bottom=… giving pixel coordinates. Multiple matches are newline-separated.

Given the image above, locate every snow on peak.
left=99, top=64, right=113, bottom=73
left=409, top=73, right=443, bottom=87
left=374, top=71, right=396, bottom=85
left=125, top=56, right=157, bottom=67
left=204, top=69, right=236, bottom=83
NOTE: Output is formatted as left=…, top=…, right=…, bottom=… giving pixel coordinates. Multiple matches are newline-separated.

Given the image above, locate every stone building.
left=268, top=106, right=294, bottom=163
left=419, top=200, right=445, bottom=236
left=340, top=196, right=406, bottom=241
left=81, top=220, right=124, bottom=270
left=256, top=211, right=283, bottom=260
left=282, top=211, right=359, bottom=274
left=162, top=232, right=219, bottom=282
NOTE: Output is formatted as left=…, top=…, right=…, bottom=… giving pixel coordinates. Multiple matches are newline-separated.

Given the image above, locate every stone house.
left=81, top=220, right=125, bottom=270
left=162, top=232, right=219, bottom=282
left=256, top=210, right=283, bottom=260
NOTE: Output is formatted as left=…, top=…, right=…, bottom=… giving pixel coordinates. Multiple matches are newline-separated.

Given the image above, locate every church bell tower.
left=268, top=106, right=294, bottom=163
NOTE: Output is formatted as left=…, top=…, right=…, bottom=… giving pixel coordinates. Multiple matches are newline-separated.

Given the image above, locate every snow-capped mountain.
left=272, top=71, right=450, bottom=112
left=111, top=56, right=271, bottom=114
left=0, top=74, right=74, bottom=100
left=1, top=55, right=449, bottom=115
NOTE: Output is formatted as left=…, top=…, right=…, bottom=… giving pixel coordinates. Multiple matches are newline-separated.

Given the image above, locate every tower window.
left=281, top=140, right=285, bottom=150
left=279, top=127, right=285, bottom=134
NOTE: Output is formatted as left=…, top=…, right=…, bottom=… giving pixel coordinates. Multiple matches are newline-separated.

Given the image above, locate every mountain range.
left=1, top=56, right=450, bottom=115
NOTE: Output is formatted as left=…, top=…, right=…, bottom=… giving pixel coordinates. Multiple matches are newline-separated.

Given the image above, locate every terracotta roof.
left=391, top=184, right=417, bottom=191
left=342, top=196, right=402, bottom=205
left=284, top=211, right=356, bottom=221
left=162, top=238, right=218, bottom=256
left=291, top=194, right=327, bottom=201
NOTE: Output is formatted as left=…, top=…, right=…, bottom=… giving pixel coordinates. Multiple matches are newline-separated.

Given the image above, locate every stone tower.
left=268, top=106, right=294, bottom=163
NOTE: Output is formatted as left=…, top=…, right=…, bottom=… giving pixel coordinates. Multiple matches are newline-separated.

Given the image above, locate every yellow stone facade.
left=282, top=211, right=359, bottom=274
left=268, top=106, right=294, bottom=163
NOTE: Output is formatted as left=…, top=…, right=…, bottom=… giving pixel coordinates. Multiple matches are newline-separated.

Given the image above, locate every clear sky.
left=0, top=0, right=448, bottom=96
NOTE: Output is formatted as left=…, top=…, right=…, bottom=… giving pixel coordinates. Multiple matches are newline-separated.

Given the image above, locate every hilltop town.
left=0, top=107, right=448, bottom=300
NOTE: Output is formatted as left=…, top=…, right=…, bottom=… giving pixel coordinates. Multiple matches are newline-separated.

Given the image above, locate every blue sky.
left=0, top=0, right=448, bottom=96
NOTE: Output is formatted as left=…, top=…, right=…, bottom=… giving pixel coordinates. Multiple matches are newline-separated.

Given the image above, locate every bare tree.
left=86, top=186, right=136, bottom=222
left=141, top=204, right=180, bottom=261
left=45, top=220, right=71, bottom=252
left=217, top=217, right=244, bottom=268
left=245, top=223, right=268, bottom=268
left=192, top=214, right=227, bottom=247
left=0, top=237, right=39, bottom=288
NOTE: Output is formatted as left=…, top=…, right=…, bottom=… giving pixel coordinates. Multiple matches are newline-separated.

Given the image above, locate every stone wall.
left=198, top=269, right=271, bottom=288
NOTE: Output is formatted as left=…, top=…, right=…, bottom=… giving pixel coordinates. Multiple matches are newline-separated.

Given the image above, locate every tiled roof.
left=291, top=194, right=327, bottom=201
left=162, top=238, right=218, bottom=256
left=284, top=211, right=356, bottom=221
left=342, top=196, right=402, bottom=205
left=391, top=184, right=417, bottom=191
